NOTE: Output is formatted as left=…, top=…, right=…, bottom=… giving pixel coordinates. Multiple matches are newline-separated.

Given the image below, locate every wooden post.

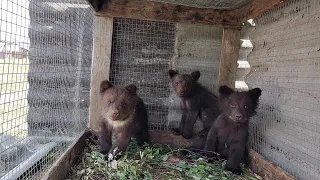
left=88, top=17, right=113, bottom=131
left=218, top=28, right=240, bottom=88
left=249, top=150, right=297, bottom=180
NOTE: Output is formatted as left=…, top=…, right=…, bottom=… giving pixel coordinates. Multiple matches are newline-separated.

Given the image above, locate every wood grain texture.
left=85, top=0, right=284, bottom=27
left=218, top=28, right=240, bottom=88
left=43, top=130, right=90, bottom=180
left=88, top=17, right=113, bottom=132
left=86, top=0, right=241, bottom=28
left=249, top=150, right=297, bottom=180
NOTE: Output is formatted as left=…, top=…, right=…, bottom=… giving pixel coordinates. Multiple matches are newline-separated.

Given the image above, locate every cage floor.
left=66, top=131, right=261, bottom=180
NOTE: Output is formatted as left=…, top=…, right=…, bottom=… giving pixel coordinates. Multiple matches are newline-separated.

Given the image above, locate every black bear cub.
left=96, top=80, right=150, bottom=157
left=204, top=85, right=262, bottom=175
left=168, top=70, right=221, bottom=139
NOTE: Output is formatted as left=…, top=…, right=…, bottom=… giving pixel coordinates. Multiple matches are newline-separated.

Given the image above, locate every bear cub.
left=168, top=70, right=221, bottom=139
left=204, top=85, right=262, bottom=175
left=96, top=80, right=150, bottom=157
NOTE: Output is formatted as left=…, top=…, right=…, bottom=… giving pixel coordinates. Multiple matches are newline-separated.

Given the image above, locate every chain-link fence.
left=0, top=0, right=93, bottom=179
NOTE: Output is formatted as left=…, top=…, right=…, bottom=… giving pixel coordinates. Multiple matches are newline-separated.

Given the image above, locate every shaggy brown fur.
left=168, top=70, right=220, bottom=139
left=203, top=85, right=262, bottom=174
left=96, top=80, right=150, bottom=156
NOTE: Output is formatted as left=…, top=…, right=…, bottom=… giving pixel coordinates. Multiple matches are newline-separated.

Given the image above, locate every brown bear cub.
left=168, top=70, right=221, bottom=139
left=204, top=85, right=262, bottom=175
left=96, top=80, right=150, bottom=157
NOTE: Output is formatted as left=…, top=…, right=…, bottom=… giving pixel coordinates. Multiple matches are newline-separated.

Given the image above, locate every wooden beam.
left=88, top=17, right=113, bottom=132
left=227, top=0, right=284, bottom=22
left=249, top=150, right=297, bottom=180
left=86, top=0, right=284, bottom=26
left=218, top=28, right=240, bottom=88
left=85, top=0, right=241, bottom=28
left=85, top=0, right=284, bottom=27
left=43, top=130, right=91, bottom=180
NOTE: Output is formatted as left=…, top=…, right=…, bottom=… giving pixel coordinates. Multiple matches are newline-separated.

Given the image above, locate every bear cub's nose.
left=235, top=114, right=243, bottom=121
left=112, top=110, right=120, bottom=119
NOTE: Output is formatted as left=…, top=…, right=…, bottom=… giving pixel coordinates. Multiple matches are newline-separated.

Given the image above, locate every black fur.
left=132, top=97, right=150, bottom=146
left=168, top=70, right=220, bottom=139
left=203, top=85, right=262, bottom=175
left=90, top=0, right=108, bottom=11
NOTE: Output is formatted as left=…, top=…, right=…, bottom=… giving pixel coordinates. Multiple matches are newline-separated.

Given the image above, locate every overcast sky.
left=0, top=0, right=30, bottom=50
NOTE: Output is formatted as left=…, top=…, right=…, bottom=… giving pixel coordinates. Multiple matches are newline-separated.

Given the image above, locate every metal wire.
left=247, top=0, right=320, bottom=179
left=0, top=0, right=93, bottom=179
left=0, top=1, right=222, bottom=178
left=109, top=18, right=222, bottom=132
left=4, top=0, right=319, bottom=179
left=110, top=18, right=176, bottom=130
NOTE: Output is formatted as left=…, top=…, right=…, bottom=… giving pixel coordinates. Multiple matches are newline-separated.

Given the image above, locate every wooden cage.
left=41, top=0, right=319, bottom=179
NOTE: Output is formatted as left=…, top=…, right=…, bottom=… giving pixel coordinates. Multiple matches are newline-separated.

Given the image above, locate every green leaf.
left=162, top=155, right=168, bottom=162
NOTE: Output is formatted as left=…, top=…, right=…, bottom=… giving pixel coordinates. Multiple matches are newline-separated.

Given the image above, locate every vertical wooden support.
left=88, top=17, right=113, bottom=131
left=218, top=28, right=241, bottom=88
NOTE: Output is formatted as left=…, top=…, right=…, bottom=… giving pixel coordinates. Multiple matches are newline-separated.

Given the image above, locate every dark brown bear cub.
left=204, top=85, right=262, bottom=175
left=96, top=80, right=150, bottom=156
left=168, top=70, right=220, bottom=139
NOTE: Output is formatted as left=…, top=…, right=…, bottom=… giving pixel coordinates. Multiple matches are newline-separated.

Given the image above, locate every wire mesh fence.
left=109, top=18, right=222, bottom=132
left=0, top=0, right=93, bottom=179
left=246, top=0, right=320, bottom=179
left=3, top=0, right=319, bottom=179
left=0, top=1, right=223, bottom=178
left=110, top=18, right=176, bottom=131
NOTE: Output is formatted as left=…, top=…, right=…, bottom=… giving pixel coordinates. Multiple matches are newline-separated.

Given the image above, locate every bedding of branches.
left=67, top=137, right=261, bottom=180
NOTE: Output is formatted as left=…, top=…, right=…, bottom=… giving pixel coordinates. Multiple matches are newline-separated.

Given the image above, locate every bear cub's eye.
left=121, top=102, right=126, bottom=107
left=244, top=105, right=248, bottom=109
left=107, top=101, right=112, bottom=106
left=230, top=103, right=236, bottom=108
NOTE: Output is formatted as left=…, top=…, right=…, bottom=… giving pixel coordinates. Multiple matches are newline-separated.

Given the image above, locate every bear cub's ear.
left=168, top=70, right=179, bottom=79
left=218, top=85, right=234, bottom=98
left=190, top=71, right=201, bottom=81
left=125, top=84, right=137, bottom=95
left=100, top=80, right=113, bottom=93
left=248, top=88, right=262, bottom=109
